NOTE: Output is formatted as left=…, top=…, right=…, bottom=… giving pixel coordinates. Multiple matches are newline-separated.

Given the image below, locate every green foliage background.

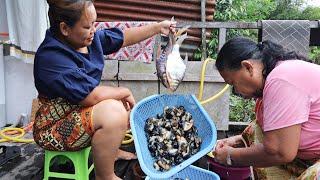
left=199, top=0, right=320, bottom=122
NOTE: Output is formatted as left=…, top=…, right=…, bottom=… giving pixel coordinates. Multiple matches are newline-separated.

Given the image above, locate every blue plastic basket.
left=145, top=165, right=220, bottom=180
left=130, top=94, right=217, bottom=179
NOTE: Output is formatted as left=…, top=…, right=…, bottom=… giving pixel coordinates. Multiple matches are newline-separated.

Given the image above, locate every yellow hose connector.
left=121, top=129, right=133, bottom=145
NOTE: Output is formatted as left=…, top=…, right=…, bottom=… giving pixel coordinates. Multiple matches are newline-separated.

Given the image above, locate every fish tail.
left=175, top=25, right=190, bottom=37
left=175, top=33, right=188, bottom=47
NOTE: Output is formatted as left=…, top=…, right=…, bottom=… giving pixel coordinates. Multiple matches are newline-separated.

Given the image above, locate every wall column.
left=0, top=44, right=6, bottom=127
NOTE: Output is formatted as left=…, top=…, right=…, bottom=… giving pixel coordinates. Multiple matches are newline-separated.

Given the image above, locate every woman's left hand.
left=214, top=143, right=232, bottom=166
left=159, top=20, right=176, bottom=36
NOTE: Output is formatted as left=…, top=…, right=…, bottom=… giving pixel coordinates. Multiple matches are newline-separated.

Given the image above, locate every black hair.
left=215, top=36, right=308, bottom=79
left=47, top=0, right=93, bottom=36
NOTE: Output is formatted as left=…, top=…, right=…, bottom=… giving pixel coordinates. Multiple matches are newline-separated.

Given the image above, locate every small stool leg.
left=74, top=149, right=89, bottom=180
left=43, top=147, right=93, bottom=180
left=43, top=151, right=51, bottom=180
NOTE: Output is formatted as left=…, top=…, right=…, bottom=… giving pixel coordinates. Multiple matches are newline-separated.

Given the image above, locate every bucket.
left=208, top=157, right=251, bottom=180
left=132, top=161, right=146, bottom=180
left=145, top=165, right=220, bottom=180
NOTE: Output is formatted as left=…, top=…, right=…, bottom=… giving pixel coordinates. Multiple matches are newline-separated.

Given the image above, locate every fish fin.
left=184, top=53, right=188, bottom=62
left=171, top=16, right=175, bottom=22
left=167, top=72, right=183, bottom=92
left=166, top=71, right=172, bottom=84
left=162, top=73, right=170, bottom=88
left=175, top=25, right=191, bottom=37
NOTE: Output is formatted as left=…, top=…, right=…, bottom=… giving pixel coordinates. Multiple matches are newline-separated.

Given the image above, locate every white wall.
left=0, top=45, right=5, bottom=127
left=0, top=0, right=8, bottom=127
left=4, top=56, right=37, bottom=126
left=0, top=0, right=8, bottom=34
left=1, top=0, right=47, bottom=126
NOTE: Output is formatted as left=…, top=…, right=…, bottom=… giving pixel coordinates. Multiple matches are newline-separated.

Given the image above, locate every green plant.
left=194, top=0, right=274, bottom=60
left=229, top=94, right=256, bottom=122
left=309, top=47, right=320, bottom=65
left=300, top=7, right=320, bottom=20
left=268, top=0, right=304, bottom=20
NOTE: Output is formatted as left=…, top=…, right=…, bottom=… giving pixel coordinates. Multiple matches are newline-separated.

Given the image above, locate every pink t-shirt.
left=260, top=60, right=320, bottom=159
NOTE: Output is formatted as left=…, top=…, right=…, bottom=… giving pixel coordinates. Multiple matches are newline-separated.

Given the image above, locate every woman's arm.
left=215, top=124, right=301, bottom=167
left=122, top=20, right=176, bottom=47
left=80, top=86, right=135, bottom=109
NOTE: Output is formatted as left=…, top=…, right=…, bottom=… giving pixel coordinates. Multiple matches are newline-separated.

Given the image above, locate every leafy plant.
left=300, top=7, right=320, bottom=20
left=309, top=47, right=320, bottom=65
left=229, top=94, right=256, bottom=122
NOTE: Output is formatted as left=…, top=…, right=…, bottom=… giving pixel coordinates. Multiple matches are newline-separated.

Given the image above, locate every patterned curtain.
left=94, top=22, right=158, bottom=64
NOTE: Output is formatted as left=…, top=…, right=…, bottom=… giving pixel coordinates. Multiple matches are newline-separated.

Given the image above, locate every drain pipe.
left=0, top=44, right=6, bottom=127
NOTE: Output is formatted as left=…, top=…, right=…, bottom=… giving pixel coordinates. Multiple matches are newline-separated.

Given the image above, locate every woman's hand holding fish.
left=159, top=20, right=176, bottom=36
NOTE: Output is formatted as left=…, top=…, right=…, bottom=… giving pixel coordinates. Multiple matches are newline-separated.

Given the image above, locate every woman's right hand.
left=158, top=19, right=176, bottom=36
left=118, top=87, right=136, bottom=111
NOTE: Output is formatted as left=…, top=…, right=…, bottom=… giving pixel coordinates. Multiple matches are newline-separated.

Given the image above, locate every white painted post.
left=0, top=44, right=6, bottom=127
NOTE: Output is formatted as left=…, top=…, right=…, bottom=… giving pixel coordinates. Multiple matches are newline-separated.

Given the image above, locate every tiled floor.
left=0, top=140, right=44, bottom=179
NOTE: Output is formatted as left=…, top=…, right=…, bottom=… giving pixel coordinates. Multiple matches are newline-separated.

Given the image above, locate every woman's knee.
left=92, top=99, right=128, bottom=130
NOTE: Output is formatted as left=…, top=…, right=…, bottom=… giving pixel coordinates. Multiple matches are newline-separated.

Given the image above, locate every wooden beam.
left=177, top=20, right=320, bottom=29
left=201, top=0, right=207, bottom=61
left=218, top=28, right=226, bottom=51
left=178, top=21, right=259, bottom=29
left=229, top=121, right=250, bottom=126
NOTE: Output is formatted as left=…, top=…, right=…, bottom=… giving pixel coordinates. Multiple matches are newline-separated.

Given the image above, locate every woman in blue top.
left=33, top=0, right=175, bottom=179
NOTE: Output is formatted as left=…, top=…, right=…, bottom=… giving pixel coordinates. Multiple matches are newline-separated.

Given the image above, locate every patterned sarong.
left=33, top=96, right=94, bottom=151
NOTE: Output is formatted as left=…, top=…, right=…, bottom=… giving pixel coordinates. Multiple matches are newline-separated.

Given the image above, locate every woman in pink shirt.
left=214, top=37, right=320, bottom=179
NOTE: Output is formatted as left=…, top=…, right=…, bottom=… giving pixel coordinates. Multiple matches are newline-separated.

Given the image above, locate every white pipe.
left=0, top=44, right=6, bottom=127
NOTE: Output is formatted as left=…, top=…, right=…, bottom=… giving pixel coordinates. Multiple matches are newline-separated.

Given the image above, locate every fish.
left=156, top=18, right=189, bottom=91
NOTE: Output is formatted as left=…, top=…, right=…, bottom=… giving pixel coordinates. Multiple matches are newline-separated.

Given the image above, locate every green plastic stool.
left=43, top=146, right=94, bottom=180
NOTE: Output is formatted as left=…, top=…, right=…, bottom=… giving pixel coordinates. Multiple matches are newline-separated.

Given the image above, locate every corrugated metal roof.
left=94, top=0, right=215, bottom=22
left=94, top=0, right=216, bottom=60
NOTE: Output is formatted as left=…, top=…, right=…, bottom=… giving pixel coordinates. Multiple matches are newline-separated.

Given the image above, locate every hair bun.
left=257, top=42, right=264, bottom=50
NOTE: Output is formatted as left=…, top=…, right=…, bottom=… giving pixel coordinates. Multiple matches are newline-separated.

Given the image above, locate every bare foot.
left=115, top=149, right=137, bottom=161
